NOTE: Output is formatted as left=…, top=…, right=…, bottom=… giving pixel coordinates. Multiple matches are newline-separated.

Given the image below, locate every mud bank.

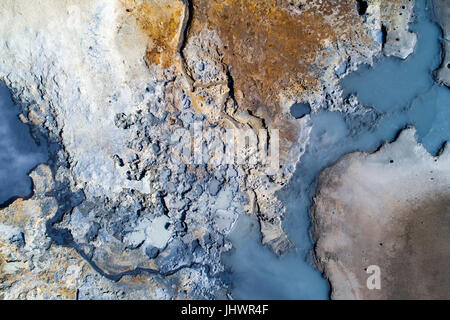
left=313, top=129, right=450, bottom=299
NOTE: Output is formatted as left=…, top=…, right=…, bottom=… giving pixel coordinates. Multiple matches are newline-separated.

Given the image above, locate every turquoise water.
left=224, top=0, right=449, bottom=299
left=224, top=214, right=329, bottom=300
left=0, top=82, right=47, bottom=205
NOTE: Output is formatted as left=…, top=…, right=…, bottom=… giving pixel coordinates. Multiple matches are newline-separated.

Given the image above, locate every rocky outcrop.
left=0, top=0, right=418, bottom=299
left=379, top=0, right=417, bottom=59
left=313, top=128, right=450, bottom=299
left=432, top=0, right=450, bottom=87
left=183, top=0, right=404, bottom=252
left=0, top=165, right=184, bottom=299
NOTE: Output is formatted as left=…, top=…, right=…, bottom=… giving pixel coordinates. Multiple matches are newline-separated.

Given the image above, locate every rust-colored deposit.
left=188, top=0, right=368, bottom=114
left=120, top=0, right=187, bottom=68
left=120, top=0, right=372, bottom=149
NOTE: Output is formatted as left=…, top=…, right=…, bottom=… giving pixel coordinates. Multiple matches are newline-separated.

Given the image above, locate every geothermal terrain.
left=0, top=0, right=448, bottom=299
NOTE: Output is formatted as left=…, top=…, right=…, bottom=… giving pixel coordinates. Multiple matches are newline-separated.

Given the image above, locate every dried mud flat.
left=313, top=129, right=450, bottom=299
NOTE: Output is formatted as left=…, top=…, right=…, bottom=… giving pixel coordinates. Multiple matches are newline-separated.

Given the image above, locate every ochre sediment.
left=188, top=0, right=372, bottom=113
left=120, top=0, right=187, bottom=69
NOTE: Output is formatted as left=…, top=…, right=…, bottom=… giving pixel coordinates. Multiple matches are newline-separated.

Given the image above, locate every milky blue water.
left=290, top=103, right=311, bottom=119
left=224, top=0, right=449, bottom=299
left=0, top=82, right=48, bottom=205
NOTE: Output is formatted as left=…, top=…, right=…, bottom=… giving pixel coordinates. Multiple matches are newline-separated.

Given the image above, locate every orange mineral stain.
left=120, top=0, right=187, bottom=68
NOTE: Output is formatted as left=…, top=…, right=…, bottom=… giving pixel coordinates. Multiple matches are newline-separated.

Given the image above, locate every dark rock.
left=112, top=154, right=124, bottom=167
left=160, top=167, right=172, bottom=183
left=152, top=142, right=160, bottom=154
left=85, top=222, right=100, bottom=242
left=208, top=178, right=222, bottom=196
left=191, top=184, right=203, bottom=197
left=290, top=102, right=311, bottom=119
left=196, top=61, right=205, bottom=72
left=0, top=225, right=25, bottom=247
left=159, top=242, right=192, bottom=273
left=145, top=245, right=160, bottom=259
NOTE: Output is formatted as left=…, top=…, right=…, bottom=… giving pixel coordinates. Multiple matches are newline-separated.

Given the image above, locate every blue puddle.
left=0, top=82, right=48, bottom=205
left=224, top=0, right=449, bottom=299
